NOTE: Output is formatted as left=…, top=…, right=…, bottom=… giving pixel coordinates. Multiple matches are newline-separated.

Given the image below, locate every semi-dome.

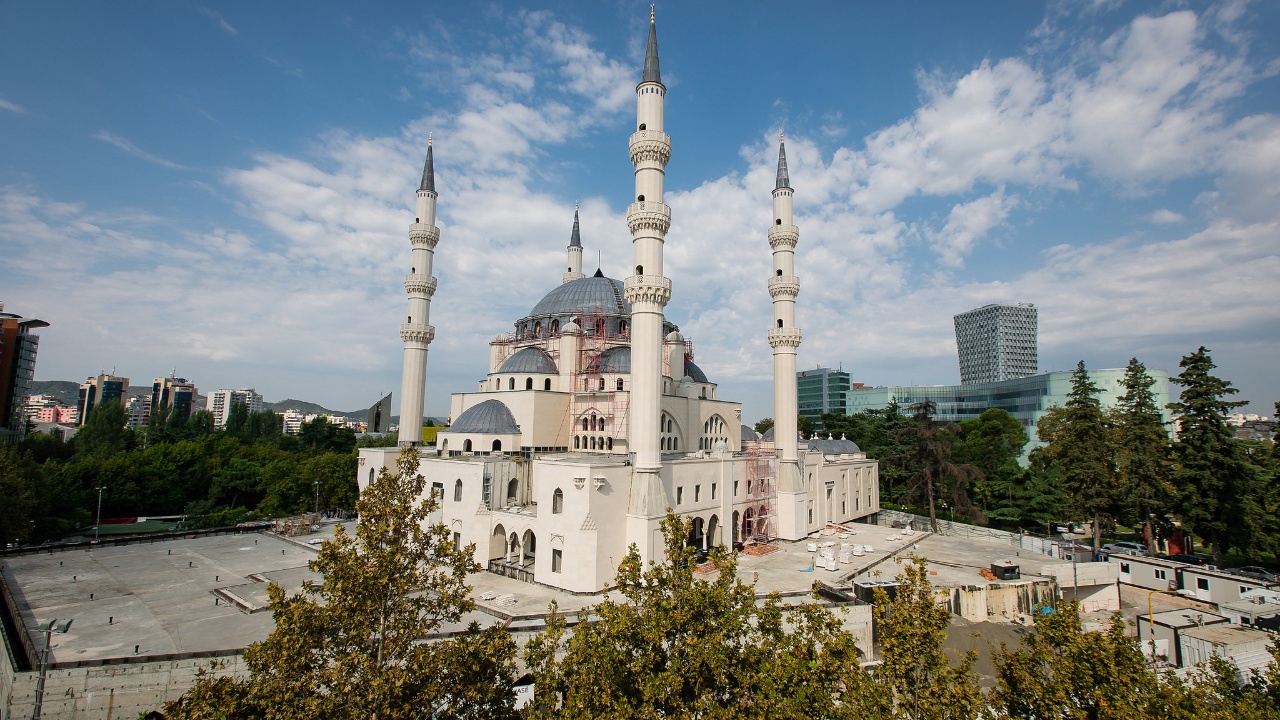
left=498, top=347, right=557, bottom=374
left=740, top=424, right=760, bottom=442
left=526, top=273, right=630, bottom=320
left=590, top=346, right=631, bottom=374
left=684, top=360, right=709, bottom=383
left=449, top=399, right=521, bottom=434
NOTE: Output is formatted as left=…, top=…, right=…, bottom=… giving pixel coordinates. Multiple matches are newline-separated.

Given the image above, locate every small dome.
left=807, top=438, right=862, bottom=455
left=590, top=346, right=630, bottom=374
left=449, top=399, right=520, bottom=434
left=761, top=426, right=804, bottom=442
left=665, top=331, right=684, bottom=343
left=740, top=424, right=760, bottom=442
left=684, top=360, right=709, bottom=383
left=498, top=347, right=557, bottom=374
left=562, top=320, right=581, bottom=334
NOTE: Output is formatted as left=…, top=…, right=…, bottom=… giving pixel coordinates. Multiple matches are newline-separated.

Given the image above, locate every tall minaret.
left=768, top=133, right=807, bottom=540
left=398, top=138, right=440, bottom=446
left=624, top=7, right=673, bottom=557
left=563, top=204, right=584, bottom=284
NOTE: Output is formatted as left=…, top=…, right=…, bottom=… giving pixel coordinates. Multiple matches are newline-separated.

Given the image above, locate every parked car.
left=1101, top=541, right=1148, bottom=556
left=1224, top=566, right=1280, bottom=583
left=1162, top=553, right=1206, bottom=566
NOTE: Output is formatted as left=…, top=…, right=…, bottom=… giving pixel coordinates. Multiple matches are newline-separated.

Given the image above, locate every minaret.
left=398, top=137, right=440, bottom=446
left=768, top=133, right=806, bottom=540
left=624, top=7, right=673, bottom=558
left=563, top=204, right=584, bottom=284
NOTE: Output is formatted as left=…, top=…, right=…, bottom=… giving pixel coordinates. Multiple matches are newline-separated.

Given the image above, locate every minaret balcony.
left=400, top=322, right=435, bottom=346
left=624, top=275, right=672, bottom=306
left=629, top=130, right=672, bottom=166
left=768, top=224, right=799, bottom=249
left=626, top=201, right=671, bottom=234
left=767, top=327, right=803, bottom=349
left=768, top=275, right=801, bottom=298
left=409, top=223, right=440, bottom=249
left=404, top=273, right=437, bottom=297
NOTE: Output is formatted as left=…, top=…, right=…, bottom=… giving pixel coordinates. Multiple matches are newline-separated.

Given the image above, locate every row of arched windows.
left=700, top=415, right=729, bottom=451
left=515, top=318, right=628, bottom=339
left=497, top=377, right=554, bottom=391
left=582, top=414, right=608, bottom=432
left=574, top=435, right=613, bottom=451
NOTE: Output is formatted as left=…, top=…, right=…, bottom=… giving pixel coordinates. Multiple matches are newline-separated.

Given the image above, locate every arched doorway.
left=490, top=524, right=507, bottom=562
left=732, top=511, right=740, bottom=544
left=743, top=508, right=755, bottom=539
left=507, top=479, right=519, bottom=506
left=756, top=506, right=769, bottom=539
left=687, top=516, right=706, bottom=550
left=707, top=515, right=719, bottom=548
left=521, top=530, right=536, bottom=567
left=508, top=532, right=521, bottom=564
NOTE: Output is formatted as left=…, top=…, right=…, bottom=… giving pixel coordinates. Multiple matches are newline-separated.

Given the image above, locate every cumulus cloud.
left=1147, top=209, right=1185, bottom=224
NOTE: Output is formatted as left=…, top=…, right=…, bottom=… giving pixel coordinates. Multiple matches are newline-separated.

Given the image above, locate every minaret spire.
left=563, top=203, right=584, bottom=284
left=399, top=141, right=441, bottom=446
left=625, top=8, right=673, bottom=562
left=768, top=132, right=806, bottom=539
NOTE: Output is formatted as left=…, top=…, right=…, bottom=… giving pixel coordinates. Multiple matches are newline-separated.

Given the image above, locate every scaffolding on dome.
left=743, top=441, right=778, bottom=542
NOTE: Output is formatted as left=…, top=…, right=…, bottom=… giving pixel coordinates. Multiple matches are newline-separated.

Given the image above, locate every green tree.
left=873, top=556, right=983, bottom=720
left=893, top=402, right=983, bottom=532
left=1110, top=358, right=1172, bottom=554
left=753, top=417, right=774, bottom=436
left=0, top=445, right=41, bottom=545
left=1167, top=347, right=1251, bottom=564
left=524, top=513, right=872, bottom=719
left=1037, top=362, right=1115, bottom=550
left=797, top=414, right=816, bottom=438
left=165, top=447, right=518, bottom=719
left=957, top=408, right=1028, bottom=521
left=225, top=401, right=249, bottom=437
left=74, top=398, right=131, bottom=456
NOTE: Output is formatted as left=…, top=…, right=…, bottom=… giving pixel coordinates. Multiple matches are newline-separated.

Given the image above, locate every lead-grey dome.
left=685, top=360, right=709, bottom=383
left=527, top=274, right=630, bottom=320
left=498, top=347, right=557, bottom=374
left=590, top=346, right=631, bottom=374
left=807, top=437, right=862, bottom=455
left=449, top=399, right=520, bottom=434
left=741, top=424, right=760, bottom=442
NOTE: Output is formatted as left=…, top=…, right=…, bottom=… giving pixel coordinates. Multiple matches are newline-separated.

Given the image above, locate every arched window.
left=551, top=319, right=560, bottom=333
left=574, top=435, right=580, bottom=449
left=368, top=468, right=374, bottom=484
left=777, top=319, right=784, bottom=328
left=599, top=378, right=606, bottom=390
left=507, top=479, right=518, bottom=505
left=492, top=439, right=502, bottom=452
left=552, top=488, right=564, bottom=514
left=508, top=377, right=515, bottom=390
left=544, top=378, right=552, bottom=391
left=463, top=439, right=472, bottom=452
left=453, top=479, right=463, bottom=502
left=525, top=377, right=533, bottom=390
left=617, top=378, right=624, bottom=391
left=582, top=417, right=589, bottom=431
left=636, top=264, right=644, bottom=275
left=533, top=321, right=542, bottom=337
left=606, top=437, right=613, bottom=450
left=619, top=320, right=628, bottom=335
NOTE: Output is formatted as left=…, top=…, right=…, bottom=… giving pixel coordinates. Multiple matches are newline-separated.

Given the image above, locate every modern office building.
left=0, top=303, right=49, bottom=443
left=797, top=366, right=854, bottom=428
left=206, top=388, right=265, bottom=428
left=78, top=373, right=130, bottom=425
left=151, top=375, right=199, bottom=422
left=846, top=367, right=1171, bottom=458
left=953, top=303, right=1038, bottom=384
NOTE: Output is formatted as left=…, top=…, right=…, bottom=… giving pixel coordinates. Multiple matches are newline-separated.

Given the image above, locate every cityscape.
left=2, top=2, right=1279, bottom=719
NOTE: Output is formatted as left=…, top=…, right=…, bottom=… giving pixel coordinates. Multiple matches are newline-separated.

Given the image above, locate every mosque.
left=357, top=11, right=880, bottom=593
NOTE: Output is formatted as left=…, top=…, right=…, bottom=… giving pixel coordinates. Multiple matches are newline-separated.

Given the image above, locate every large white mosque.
left=357, top=11, right=880, bottom=593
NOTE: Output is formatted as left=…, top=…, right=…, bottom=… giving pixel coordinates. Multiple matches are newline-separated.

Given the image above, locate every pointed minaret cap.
left=775, top=131, right=791, bottom=190
left=641, top=6, right=662, bottom=86
left=569, top=203, right=582, bottom=247
left=419, top=134, right=436, bottom=193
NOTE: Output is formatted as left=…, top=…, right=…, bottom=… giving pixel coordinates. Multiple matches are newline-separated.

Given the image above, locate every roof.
left=776, top=136, right=790, bottom=190
left=740, top=424, right=760, bottom=442
left=592, top=346, right=631, bottom=374
left=420, top=141, right=435, bottom=193
left=449, top=399, right=520, bottom=435
left=641, top=11, right=661, bottom=85
left=684, top=360, right=709, bottom=383
left=807, top=437, right=862, bottom=455
left=1181, top=624, right=1274, bottom=646
left=526, top=275, right=630, bottom=320
left=1144, top=609, right=1228, bottom=628
left=498, top=347, right=558, bottom=374
left=569, top=207, right=581, bottom=247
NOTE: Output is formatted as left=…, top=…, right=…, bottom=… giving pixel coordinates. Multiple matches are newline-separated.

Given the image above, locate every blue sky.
left=2, top=1, right=1277, bottom=422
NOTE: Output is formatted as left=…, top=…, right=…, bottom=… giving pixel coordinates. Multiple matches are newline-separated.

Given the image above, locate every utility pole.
left=314, top=481, right=320, bottom=516
left=33, top=618, right=73, bottom=719
left=93, top=486, right=107, bottom=543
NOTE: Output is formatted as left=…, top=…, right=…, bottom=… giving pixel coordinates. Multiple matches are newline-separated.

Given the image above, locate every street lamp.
left=32, top=618, right=73, bottom=719
left=93, top=486, right=107, bottom=543
left=313, top=481, right=320, bottom=516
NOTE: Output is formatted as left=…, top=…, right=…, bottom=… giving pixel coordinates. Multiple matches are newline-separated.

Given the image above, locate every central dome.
left=526, top=272, right=630, bottom=320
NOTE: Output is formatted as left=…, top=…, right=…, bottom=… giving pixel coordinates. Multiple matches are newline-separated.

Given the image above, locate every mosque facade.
left=357, top=12, right=879, bottom=594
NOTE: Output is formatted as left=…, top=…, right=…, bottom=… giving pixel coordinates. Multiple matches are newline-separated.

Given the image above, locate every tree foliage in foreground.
left=163, top=448, right=518, bottom=720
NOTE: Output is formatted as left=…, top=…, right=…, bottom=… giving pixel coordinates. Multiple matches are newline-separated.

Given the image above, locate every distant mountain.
left=31, top=381, right=368, bottom=419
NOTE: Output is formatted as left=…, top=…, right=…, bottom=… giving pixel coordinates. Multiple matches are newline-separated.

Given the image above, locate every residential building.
left=954, top=303, right=1038, bottom=384
left=0, top=303, right=48, bottom=443
left=35, top=405, right=78, bottom=424
left=78, top=373, right=130, bottom=425
left=151, top=375, right=198, bottom=422
left=124, top=396, right=149, bottom=430
left=206, top=388, right=265, bottom=428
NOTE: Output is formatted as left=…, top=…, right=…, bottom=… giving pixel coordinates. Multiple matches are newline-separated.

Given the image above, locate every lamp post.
left=313, top=481, right=320, bottom=516
left=93, top=486, right=106, bottom=543
left=32, top=618, right=73, bottom=719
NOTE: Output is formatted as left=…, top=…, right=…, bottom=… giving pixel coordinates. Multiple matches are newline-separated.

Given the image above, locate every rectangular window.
left=431, top=482, right=443, bottom=502
left=1120, top=562, right=1131, bottom=573
left=695, top=485, right=701, bottom=502
left=677, top=487, right=684, bottom=505
left=552, top=549, right=562, bottom=573
left=1155, top=569, right=1166, bottom=580
left=808, top=501, right=813, bottom=525
left=734, top=480, right=739, bottom=496
left=1197, top=577, right=1209, bottom=591
left=711, top=483, right=717, bottom=500
left=453, top=532, right=461, bottom=550
left=482, top=477, right=492, bottom=509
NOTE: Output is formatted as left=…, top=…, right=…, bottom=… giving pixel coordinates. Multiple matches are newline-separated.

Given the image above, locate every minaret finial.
left=775, top=133, right=790, bottom=190
left=642, top=7, right=661, bottom=85
left=420, top=139, right=436, bottom=193
left=570, top=205, right=582, bottom=248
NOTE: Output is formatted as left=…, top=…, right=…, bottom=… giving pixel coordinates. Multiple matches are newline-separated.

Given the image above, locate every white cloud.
left=0, top=96, right=25, bottom=114
left=1147, top=209, right=1185, bottom=224
left=93, top=131, right=187, bottom=170
left=198, top=7, right=237, bottom=35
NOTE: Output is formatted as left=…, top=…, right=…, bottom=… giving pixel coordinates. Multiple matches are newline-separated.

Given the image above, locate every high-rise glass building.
left=0, top=304, right=49, bottom=443
left=953, top=303, right=1038, bottom=384
left=797, top=366, right=851, bottom=429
